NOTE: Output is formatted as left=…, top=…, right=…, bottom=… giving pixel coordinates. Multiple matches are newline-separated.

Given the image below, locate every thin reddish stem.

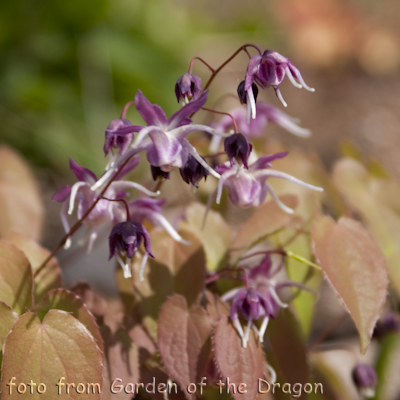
left=189, top=57, right=215, bottom=74
left=202, top=151, right=226, bottom=159
left=239, top=249, right=286, bottom=261
left=34, top=156, right=135, bottom=278
left=120, top=101, right=135, bottom=119
left=201, top=107, right=239, bottom=133
left=101, top=196, right=131, bottom=221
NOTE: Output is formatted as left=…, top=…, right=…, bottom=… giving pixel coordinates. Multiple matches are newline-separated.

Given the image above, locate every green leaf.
left=230, top=194, right=299, bottom=264
left=157, top=295, right=212, bottom=400
left=213, top=316, right=264, bottom=400
left=1, top=310, right=103, bottom=399
left=35, top=289, right=104, bottom=353
left=0, top=240, right=33, bottom=314
left=179, top=202, right=232, bottom=271
left=132, top=230, right=206, bottom=339
left=312, top=216, right=388, bottom=354
left=6, top=232, right=62, bottom=303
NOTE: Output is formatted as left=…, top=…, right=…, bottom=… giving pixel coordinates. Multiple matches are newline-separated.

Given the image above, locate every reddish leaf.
left=35, top=289, right=104, bottom=353
left=0, top=145, right=43, bottom=240
left=1, top=310, right=103, bottom=399
left=312, top=216, right=388, bottom=353
left=101, top=327, right=140, bottom=400
left=6, top=232, right=62, bottom=303
left=213, top=316, right=264, bottom=400
left=0, top=301, right=18, bottom=379
left=230, top=195, right=299, bottom=264
left=204, top=290, right=230, bottom=327
left=133, top=230, right=206, bottom=338
left=157, top=295, right=212, bottom=400
left=267, top=309, right=309, bottom=399
left=70, top=282, right=107, bottom=318
left=0, top=240, right=33, bottom=314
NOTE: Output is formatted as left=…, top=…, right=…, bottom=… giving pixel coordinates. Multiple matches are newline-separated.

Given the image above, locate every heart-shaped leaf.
left=213, top=316, right=264, bottom=400
left=230, top=195, right=298, bottom=264
left=0, top=301, right=18, bottom=380
left=0, top=145, right=43, bottom=240
left=6, top=232, right=62, bottom=303
left=133, top=230, right=206, bottom=339
left=179, top=202, right=232, bottom=271
left=312, top=216, right=388, bottom=353
left=0, top=240, right=33, bottom=314
left=1, top=310, right=103, bottom=399
left=35, top=289, right=104, bottom=353
left=157, top=295, right=212, bottom=400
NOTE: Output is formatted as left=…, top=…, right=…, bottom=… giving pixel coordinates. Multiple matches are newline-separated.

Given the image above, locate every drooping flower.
left=209, top=102, right=310, bottom=153
left=244, top=49, right=315, bottom=117
left=237, top=80, right=258, bottom=108
left=108, top=221, right=153, bottom=279
left=373, top=311, right=400, bottom=340
left=180, top=154, right=209, bottom=188
left=224, top=133, right=253, bottom=169
left=151, top=165, right=170, bottom=181
left=53, top=157, right=159, bottom=252
left=91, top=90, right=230, bottom=192
left=222, top=254, right=308, bottom=347
left=352, top=364, right=378, bottom=398
left=175, top=72, right=202, bottom=104
left=214, top=152, right=323, bottom=211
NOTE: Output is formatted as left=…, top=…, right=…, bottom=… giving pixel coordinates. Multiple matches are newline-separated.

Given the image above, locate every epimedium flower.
left=352, top=364, right=378, bottom=398
left=108, top=220, right=153, bottom=280
left=214, top=152, right=323, bottom=211
left=209, top=102, right=311, bottom=153
left=179, top=154, right=209, bottom=189
left=224, top=133, right=253, bottom=169
left=244, top=49, right=315, bottom=116
left=222, top=254, right=307, bottom=348
left=53, top=157, right=159, bottom=252
left=175, top=72, right=202, bottom=104
left=92, top=89, right=230, bottom=192
left=151, top=165, right=170, bottom=181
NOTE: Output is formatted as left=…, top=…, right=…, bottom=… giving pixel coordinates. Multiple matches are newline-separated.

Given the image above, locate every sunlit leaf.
left=6, top=232, right=62, bottom=303
left=0, top=146, right=43, bottom=240
left=230, top=194, right=299, bottom=264
left=158, top=295, right=212, bottom=400
left=35, top=289, right=103, bottom=353
left=133, top=230, right=205, bottom=339
left=0, top=301, right=18, bottom=380
left=312, top=216, right=388, bottom=353
left=0, top=240, right=33, bottom=314
left=213, top=316, right=264, bottom=400
left=1, top=310, right=103, bottom=399
left=180, top=202, right=232, bottom=271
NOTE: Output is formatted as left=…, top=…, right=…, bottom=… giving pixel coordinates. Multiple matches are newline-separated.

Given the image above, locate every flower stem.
left=101, top=196, right=131, bottom=221
left=201, top=107, right=239, bottom=133
left=286, top=250, right=322, bottom=271
left=120, top=100, right=136, bottom=119
left=34, top=156, right=135, bottom=278
left=189, top=57, right=215, bottom=74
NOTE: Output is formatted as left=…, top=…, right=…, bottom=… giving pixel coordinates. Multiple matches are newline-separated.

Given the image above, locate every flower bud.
left=175, top=72, right=202, bottom=103
left=237, top=80, right=258, bottom=105
left=104, top=118, right=136, bottom=156
left=179, top=154, right=209, bottom=188
left=373, top=311, right=400, bottom=340
left=224, top=133, right=253, bottom=169
left=352, top=364, right=377, bottom=398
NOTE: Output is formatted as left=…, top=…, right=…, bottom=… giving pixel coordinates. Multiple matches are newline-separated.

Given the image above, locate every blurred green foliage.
left=0, top=0, right=273, bottom=174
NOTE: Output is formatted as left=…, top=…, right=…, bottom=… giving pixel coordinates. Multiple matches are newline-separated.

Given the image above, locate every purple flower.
left=109, top=221, right=153, bottom=279
left=151, top=165, right=170, bottom=181
left=92, top=89, right=230, bottom=192
left=224, top=133, right=253, bottom=169
left=222, top=254, right=308, bottom=347
left=209, top=102, right=310, bottom=153
left=244, top=49, right=315, bottom=117
left=237, top=80, right=258, bottom=106
left=373, top=311, right=400, bottom=339
left=179, top=154, right=209, bottom=188
left=53, top=157, right=159, bottom=252
left=352, top=364, right=377, bottom=398
left=175, top=72, right=202, bottom=104
left=214, top=152, right=323, bottom=210
left=103, top=118, right=143, bottom=157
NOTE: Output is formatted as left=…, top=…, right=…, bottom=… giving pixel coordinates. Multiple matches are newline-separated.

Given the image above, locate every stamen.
left=285, top=67, right=302, bottom=89
left=68, top=182, right=88, bottom=215
left=274, top=87, right=287, bottom=108
left=139, top=252, right=149, bottom=281
left=264, top=181, right=294, bottom=214
left=150, top=213, right=191, bottom=245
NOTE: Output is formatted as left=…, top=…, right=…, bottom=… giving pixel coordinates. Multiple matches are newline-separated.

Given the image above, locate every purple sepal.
left=69, top=158, right=97, bottom=183
left=135, top=90, right=169, bottom=128
left=175, top=72, right=202, bottom=103
left=151, top=165, right=170, bottom=181
left=53, top=185, right=72, bottom=203
left=237, top=80, right=258, bottom=105
left=224, top=133, right=253, bottom=169
left=250, top=152, right=289, bottom=171
left=179, top=154, right=209, bottom=187
left=352, top=364, right=377, bottom=394
left=249, top=254, right=273, bottom=281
